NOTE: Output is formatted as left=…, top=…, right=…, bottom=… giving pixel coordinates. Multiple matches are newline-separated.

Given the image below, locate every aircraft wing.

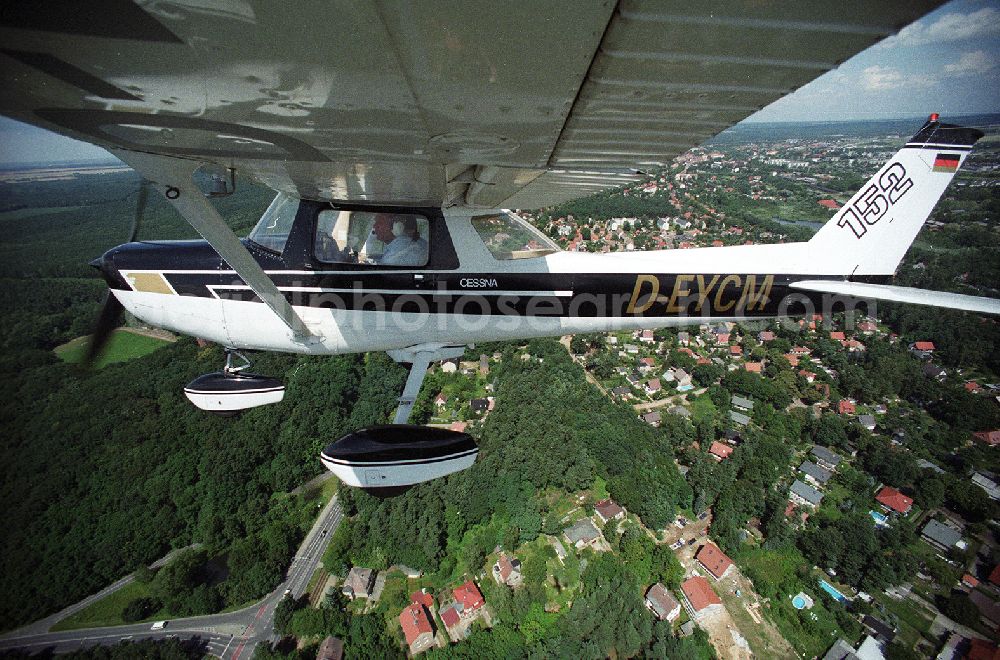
left=0, top=1, right=943, bottom=208
left=790, top=280, right=1000, bottom=316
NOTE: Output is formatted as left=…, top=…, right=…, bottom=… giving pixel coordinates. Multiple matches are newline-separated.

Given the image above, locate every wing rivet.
left=165, top=186, right=180, bottom=200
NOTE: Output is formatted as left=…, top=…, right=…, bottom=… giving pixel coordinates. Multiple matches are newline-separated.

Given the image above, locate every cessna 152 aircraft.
left=1, top=1, right=997, bottom=492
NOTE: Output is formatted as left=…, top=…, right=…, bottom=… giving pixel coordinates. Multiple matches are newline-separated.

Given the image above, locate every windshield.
left=471, top=211, right=559, bottom=260
left=315, top=210, right=429, bottom=266
left=248, top=193, right=298, bottom=253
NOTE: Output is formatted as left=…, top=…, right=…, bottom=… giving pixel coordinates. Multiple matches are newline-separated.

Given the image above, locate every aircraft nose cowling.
left=90, top=244, right=130, bottom=289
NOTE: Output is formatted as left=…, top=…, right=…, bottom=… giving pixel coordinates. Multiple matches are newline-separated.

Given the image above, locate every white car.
left=150, top=621, right=167, bottom=631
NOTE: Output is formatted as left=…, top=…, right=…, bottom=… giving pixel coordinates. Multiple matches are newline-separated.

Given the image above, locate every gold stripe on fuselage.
left=123, top=272, right=176, bottom=295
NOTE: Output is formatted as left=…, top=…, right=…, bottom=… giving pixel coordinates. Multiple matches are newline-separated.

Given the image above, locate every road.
left=0, top=495, right=344, bottom=658
left=2, top=544, right=202, bottom=639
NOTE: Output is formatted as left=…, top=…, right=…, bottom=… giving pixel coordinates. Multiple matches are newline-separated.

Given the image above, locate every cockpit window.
left=314, top=210, right=429, bottom=266
left=471, top=211, right=560, bottom=260
left=249, top=193, right=298, bottom=254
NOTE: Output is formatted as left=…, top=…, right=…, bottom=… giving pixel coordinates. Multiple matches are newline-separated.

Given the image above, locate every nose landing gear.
left=183, top=350, right=285, bottom=415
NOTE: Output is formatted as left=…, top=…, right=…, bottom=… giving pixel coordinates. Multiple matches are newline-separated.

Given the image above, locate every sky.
left=0, top=0, right=997, bottom=164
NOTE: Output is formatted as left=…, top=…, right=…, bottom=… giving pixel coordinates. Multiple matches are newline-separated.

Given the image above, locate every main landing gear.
left=183, top=349, right=286, bottom=415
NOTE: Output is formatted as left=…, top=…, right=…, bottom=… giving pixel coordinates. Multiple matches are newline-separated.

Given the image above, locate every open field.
left=54, top=329, right=170, bottom=368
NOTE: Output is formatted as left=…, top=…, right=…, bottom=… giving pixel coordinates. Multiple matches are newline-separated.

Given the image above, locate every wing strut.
left=110, top=150, right=316, bottom=341
left=387, top=344, right=466, bottom=424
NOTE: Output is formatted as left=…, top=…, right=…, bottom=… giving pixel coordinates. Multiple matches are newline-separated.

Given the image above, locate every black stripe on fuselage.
left=150, top=272, right=875, bottom=319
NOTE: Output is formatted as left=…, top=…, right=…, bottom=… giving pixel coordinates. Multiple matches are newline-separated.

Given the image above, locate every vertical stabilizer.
left=807, top=115, right=983, bottom=276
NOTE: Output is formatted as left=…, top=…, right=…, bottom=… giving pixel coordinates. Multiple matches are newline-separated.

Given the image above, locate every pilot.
left=372, top=214, right=428, bottom=266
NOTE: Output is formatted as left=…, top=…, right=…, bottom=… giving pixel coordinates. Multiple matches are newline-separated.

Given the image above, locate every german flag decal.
left=933, top=153, right=960, bottom=173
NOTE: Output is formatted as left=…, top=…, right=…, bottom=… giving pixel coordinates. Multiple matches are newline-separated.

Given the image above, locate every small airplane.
left=1, top=2, right=996, bottom=493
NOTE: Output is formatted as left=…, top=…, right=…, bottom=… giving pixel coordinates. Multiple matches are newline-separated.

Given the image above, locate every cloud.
left=879, top=7, right=1000, bottom=48
left=860, top=65, right=938, bottom=91
left=943, top=49, right=997, bottom=75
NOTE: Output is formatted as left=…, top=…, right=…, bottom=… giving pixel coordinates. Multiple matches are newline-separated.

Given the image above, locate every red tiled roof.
left=838, top=400, right=856, bottom=415
left=709, top=441, right=733, bottom=459
left=744, top=362, right=763, bottom=373
left=966, top=381, right=982, bottom=392
left=963, top=573, right=980, bottom=588
left=454, top=580, right=484, bottom=612
left=876, top=486, right=913, bottom=514
left=830, top=331, right=846, bottom=340
left=440, top=604, right=460, bottom=628
left=967, top=638, right=999, bottom=660
left=449, top=421, right=468, bottom=432
left=818, top=199, right=840, bottom=209
left=784, top=353, right=800, bottom=366
left=681, top=576, right=721, bottom=612
left=730, top=345, right=743, bottom=355
left=974, top=431, right=1000, bottom=446
left=411, top=591, right=433, bottom=607
left=399, top=604, right=433, bottom=644
left=914, top=341, right=935, bottom=351
left=696, top=543, right=734, bottom=579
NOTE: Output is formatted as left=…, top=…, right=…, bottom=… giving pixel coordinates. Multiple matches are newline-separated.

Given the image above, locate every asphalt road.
left=0, top=495, right=344, bottom=659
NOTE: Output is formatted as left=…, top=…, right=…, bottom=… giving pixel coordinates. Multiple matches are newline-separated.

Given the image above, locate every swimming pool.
left=869, top=510, right=888, bottom=525
left=818, top=579, right=848, bottom=602
left=791, top=591, right=814, bottom=610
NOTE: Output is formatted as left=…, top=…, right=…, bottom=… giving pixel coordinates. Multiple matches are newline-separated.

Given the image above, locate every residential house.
left=453, top=580, right=485, bottom=615
left=784, top=353, right=800, bottom=367
left=837, top=400, right=856, bottom=415
left=492, top=554, right=522, bottom=587
left=642, top=411, right=661, bottom=426
left=858, top=415, right=876, bottom=432
left=399, top=603, right=435, bottom=655
left=611, top=386, right=631, bottom=399
left=645, top=583, right=681, bottom=622
left=875, top=486, right=913, bottom=515
left=972, top=472, right=1000, bottom=500
left=799, top=461, right=833, bottom=486
left=441, top=360, right=458, bottom=374
left=730, top=345, right=743, bottom=356
left=411, top=591, right=433, bottom=608
left=668, top=405, right=691, bottom=419
left=709, top=441, right=733, bottom=461
left=639, top=329, right=655, bottom=343
left=973, top=431, right=1000, bottom=446
left=440, top=603, right=463, bottom=639
left=671, top=367, right=692, bottom=387
left=595, top=499, right=626, bottom=523
left=696, top=543, right=734, bottom=579
left=680, top=576, right=722, bottom=617
left=677, top=331, right=690, bottom=346
left=799, top=369, right=816, bottom=383
left=811, top=445, right=842, bottom=470
left=790, top=346, right=811, bottom=356
left=968, top=590, right=1000, bottom=629
left=638, top=357, right=656, bottom=372
left=471, top=398, right=489, bottom=413
left=316, top=637, right=344, bottom=660
left=479, top=355, right=489, bottom=375
left=342, top=567, right=376, bottom=600
left=449, top=421, right=468, bottom=433
left=962, top=574, right=980, bottom=590
left=830, top=331, right=846, bottom=341
left=909, top=341, right=935, bottom=358
left=916, top=458, right=945, bottom=474
left=731, top=395, right=753, bottom=413
left=921, top=519, right=963, bottom=552
left=758, top=331, right=775, bottom=342
left=744, top=362, right=763, bottom=373
left=645, top=379, right=662, bottom=394
left=564, top=518, right=602, bottom=549
left=858, top=321, right=878, bottom=334
left=922, top=364, right=947, bottom=381
left=434, top=393, right=448, bottom=408
left=790, top=479, right=823, bottom=508
left=730, top=410, right=751, bottom=427
left=841, top=339, right=865, bottom=352
left=862, top=614, right=896, bottom=645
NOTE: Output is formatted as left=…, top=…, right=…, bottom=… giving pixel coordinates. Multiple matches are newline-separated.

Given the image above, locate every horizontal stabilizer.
left=790, top=280, right=1000, bottom=316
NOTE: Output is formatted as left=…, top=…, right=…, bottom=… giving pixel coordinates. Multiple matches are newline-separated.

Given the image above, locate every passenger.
left=372, top=214, right=427, bottom=266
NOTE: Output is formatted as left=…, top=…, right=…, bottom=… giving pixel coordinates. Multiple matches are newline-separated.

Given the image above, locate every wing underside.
left=0, top=1, right=943, bottom=207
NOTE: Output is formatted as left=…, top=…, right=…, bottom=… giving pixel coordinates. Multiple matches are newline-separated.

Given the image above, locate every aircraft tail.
left=807, top=115, right=983, bottom=276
